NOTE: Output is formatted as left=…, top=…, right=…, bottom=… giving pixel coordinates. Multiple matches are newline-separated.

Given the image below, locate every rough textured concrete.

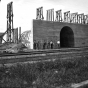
left=33, top=19, right=88, bottom=49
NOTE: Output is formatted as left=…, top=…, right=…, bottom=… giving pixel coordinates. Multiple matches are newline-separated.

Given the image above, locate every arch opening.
left=60, top=26, right=74, bottom=48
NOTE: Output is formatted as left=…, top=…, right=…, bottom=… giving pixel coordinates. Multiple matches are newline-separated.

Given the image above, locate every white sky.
left=0, top=0, right=88, bottom=33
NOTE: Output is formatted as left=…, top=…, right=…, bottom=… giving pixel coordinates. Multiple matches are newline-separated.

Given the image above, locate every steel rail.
left=0, top=48, right=87, bottom=65
left=0, top=47, right=88, bottom=57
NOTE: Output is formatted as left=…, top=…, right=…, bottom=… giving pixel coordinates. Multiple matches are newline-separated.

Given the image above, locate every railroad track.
left=0, top=47, right=88, bottom=56
left=0, top=47, right=88, bottom=66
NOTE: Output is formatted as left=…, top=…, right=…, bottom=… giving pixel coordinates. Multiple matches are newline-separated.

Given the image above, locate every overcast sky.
left=0, top=0, right=88, bottom=33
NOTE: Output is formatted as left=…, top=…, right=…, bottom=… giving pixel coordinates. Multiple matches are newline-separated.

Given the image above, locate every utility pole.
left=7, top=1, right=13, bottom=43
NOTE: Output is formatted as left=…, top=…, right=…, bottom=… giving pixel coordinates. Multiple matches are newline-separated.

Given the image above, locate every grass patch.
left=0, top=57, right=88, bottom=88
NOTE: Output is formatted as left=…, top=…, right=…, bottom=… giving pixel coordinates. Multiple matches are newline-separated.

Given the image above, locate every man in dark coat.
left=50, top=41, right=54, bottom=49
left=43, top=41, right=46, bottom=49
left=34, top=40, right=37, bottom=49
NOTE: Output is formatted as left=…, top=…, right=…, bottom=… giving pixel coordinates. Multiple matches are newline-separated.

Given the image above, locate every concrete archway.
left=60, top=26, right=74, bottom=48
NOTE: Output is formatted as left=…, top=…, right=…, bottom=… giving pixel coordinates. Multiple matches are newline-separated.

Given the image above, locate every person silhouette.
left=43, top=41, right=46, bottom=49
left=34, top=40, right=37, bottom=49
left=57, top=41, right=60, bottom=48
left=50, top=41, right=54, bottom=49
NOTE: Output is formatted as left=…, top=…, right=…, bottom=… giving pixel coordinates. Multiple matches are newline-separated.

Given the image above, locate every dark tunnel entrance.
left=60, top=26, right=74, bottom=48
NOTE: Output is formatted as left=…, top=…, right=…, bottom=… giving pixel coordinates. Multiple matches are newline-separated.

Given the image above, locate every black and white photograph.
left=0, top=0, right=88, bottom=88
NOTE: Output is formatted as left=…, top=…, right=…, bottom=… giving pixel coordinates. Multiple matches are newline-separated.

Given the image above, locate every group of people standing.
left=33, top=40, right=60, bottom=49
